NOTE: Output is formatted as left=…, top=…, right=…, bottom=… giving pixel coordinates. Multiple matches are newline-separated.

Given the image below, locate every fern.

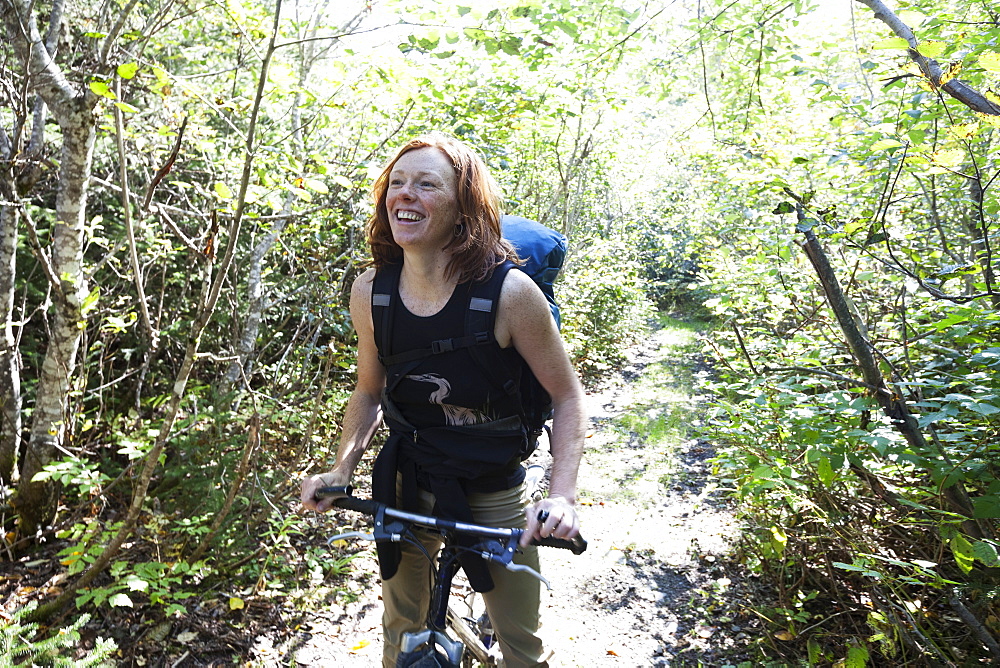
left=0, top=602, right=116, bottom=666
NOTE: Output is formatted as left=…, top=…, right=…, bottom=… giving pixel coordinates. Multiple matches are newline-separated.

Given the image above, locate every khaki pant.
left=381, top=482, right=550, bottom=667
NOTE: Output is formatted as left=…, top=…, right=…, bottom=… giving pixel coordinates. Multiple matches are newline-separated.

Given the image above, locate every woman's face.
left=385, top=147, right=459, bottom=253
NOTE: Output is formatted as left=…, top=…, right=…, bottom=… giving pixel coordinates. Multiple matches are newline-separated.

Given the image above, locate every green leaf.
left=555, top=21, right=579, bottom=39
left=456, top=6, right=471, bottom=16
left=126, top=575, right=149, bottom=592
left=117, top=62, right=139, bottom=79
left=833, top=561, right=865, bottom=572
left=114, top=101, right=140, bottom=114
left=82, top=286, right=101, bottom=316
left=968, top=402, right=999, bottom=416
left=870, top=138, right=902, bottom=152
left=978, top=51, right=1000, bottom=74
left=88, top=81, right=117, bottom=99
left=972, top=540, right=1000, bottom=567
left=930, top=148, right=964, bottom=168
left=213, top=182, right=233, bottom=201
left=897, top=10, right=926, bottom=26
left=501, top=37, right=521, bottom=56
left=770, top=526, right=787, bottom=557
left=817, top=456, right=834, bottom=486
left=332, top=174, right=353, bottom=189
left=796, top=217, right=819, bottom=233
left=972, top=495, right=1000, bottom=519
left=951, top=534, right=975, bottom=573
left=109, top=593, right=134, bottom=607
left=969, top=349, right=1000, bottom=367
left=772, top=201, right=795, bottom=215
left=872, top=37, right=909, bottom=50
left=808, top=638, right=823, bottom=664
left=302, top=178, right=329, bottom=194
left=844, top=218, right=867, bottom=235
left=846, top=644, right=869, bottom=668
left=916, top=41, right=946, bottom=58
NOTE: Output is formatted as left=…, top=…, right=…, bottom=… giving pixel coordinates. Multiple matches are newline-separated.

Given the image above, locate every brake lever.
left=328, top=531, right=374, bottom=544
left=371, top=504, right=410, bottom=543
left=471, top=534, right=553, bottom=590
left=502, top=562, right=552, bottom=590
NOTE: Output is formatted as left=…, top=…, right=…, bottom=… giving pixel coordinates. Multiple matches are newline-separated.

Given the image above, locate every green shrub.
left=559, top=236, right=654, bottom=378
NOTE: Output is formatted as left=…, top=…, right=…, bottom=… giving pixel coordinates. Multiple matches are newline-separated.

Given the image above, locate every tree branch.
left=795, top=205, right=983, bottom=534
left=855, top=0, right=1000, bottom=116
left=1, top=0, right=80, bottom=113
left=113, top=78, right=158, bottom=351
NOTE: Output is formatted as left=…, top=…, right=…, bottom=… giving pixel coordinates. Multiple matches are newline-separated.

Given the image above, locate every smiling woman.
left=300, top=131, right=588, bottom=666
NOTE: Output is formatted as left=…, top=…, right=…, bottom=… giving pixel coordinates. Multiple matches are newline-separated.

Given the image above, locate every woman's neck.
left=398, top=250, right=458, bottom=317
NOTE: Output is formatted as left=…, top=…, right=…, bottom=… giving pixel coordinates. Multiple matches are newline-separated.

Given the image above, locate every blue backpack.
left=501, top=215, right=567, bottom=329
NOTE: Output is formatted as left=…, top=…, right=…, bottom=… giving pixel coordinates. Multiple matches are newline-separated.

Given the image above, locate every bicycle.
left=316, top=479, right=586, bottom=668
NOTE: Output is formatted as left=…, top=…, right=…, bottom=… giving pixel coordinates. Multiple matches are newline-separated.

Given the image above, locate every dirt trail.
left=255, top=322, right=752, bottom=667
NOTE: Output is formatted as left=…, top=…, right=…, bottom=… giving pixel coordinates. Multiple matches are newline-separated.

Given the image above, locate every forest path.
left=256, top=318, right=755, bottom=667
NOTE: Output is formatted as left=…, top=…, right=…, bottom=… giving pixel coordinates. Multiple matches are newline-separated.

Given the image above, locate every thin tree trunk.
left=3, top=0, right=97, bottom=533
left=0, top=0, right=63, bottom=484
left=17, top=100, right=94, bottom=533
left=796, top=213, right=989, bottom=540
left=968, top=180, right=1000, bottom=309
left=0, top=201, right=20, bottom=485
left=221, top=0, right=365, bottom=393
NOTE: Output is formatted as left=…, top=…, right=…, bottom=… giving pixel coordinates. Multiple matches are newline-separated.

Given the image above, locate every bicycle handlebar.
left=316, top=486, right=587, bottom=555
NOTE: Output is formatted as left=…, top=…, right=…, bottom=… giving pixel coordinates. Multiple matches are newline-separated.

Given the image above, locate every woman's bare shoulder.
left=351, top=268, right=376, bottom=296
left=499, top=266, right=546, bottom=309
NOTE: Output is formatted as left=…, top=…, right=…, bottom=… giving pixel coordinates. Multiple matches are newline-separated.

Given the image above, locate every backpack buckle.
left=431, top=339, right=455, bottom=354
left=474, top=332, right=489, bottom=344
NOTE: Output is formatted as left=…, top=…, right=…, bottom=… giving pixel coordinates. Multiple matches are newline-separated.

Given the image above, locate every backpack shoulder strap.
left=465, top=261, right=514, bottom=343
left=465, top=261, right=522, bottom=406
left=371, top=262, right=402, bottom=363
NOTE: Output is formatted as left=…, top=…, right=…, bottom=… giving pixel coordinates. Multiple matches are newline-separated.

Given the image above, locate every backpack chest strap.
left=379, top=331, right=491, bottom=367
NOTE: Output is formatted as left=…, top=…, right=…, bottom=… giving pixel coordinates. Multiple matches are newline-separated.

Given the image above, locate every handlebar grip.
left=532, top=534, right=587, bottom=555
left=315, top=486, right=381, bottom=516
left=330, top=495, right=382, bottom=516
left=316, top=485, right=353, bottom=498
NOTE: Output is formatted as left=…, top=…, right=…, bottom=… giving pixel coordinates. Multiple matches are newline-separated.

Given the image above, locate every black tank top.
left=388, top=280, right=515, bottom=428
